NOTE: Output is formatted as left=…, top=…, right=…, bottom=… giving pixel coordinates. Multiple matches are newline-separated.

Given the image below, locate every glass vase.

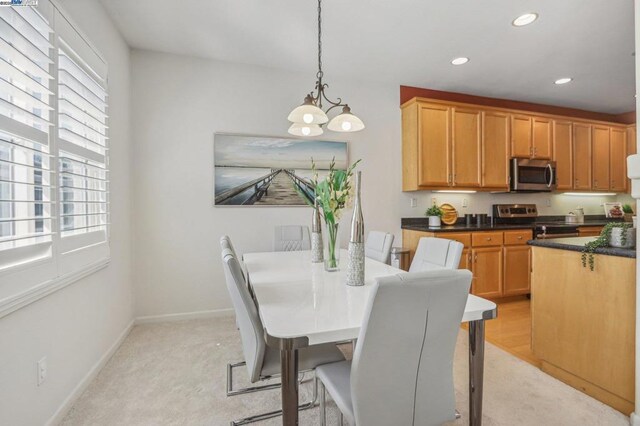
left=323, top=221, right=340, bottom=271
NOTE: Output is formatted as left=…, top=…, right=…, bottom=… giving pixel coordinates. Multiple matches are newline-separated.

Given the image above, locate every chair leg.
left=340, top=412, right=344, bottom=425
left=226, top=362, right=280, bottom=396
left=319, top=379, right=326, bottom=426
left=230, top=373, right=320, bottom=426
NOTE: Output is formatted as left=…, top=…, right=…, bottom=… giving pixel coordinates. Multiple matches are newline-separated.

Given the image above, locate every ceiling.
left=99, top=0, right=636, bottom=114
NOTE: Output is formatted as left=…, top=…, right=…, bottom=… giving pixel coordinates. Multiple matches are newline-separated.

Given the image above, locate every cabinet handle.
left=517, top=236, right=523, bottom=240
left=474, top=254, right=478, bottom=263
left=594, top=180, right=598, bottom=188
left=453, top=174, right=457, bottom=185
left=486, top=237, right=492, bottom=241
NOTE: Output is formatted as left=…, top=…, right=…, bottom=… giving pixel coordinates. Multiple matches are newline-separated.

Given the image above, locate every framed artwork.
left=603, top=202, right=624, bottom=218
left=213, top=133, right=348, bottom=206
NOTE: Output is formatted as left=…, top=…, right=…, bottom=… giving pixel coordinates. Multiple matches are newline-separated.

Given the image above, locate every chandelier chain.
left=317, top=0, right=323, bottom=79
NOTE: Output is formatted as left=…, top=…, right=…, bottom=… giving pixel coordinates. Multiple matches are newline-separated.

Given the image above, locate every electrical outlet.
left=546, top=198, right=551, bottom=207
left=410, top=198, right=417, bottom=208
left=431, top=197, right=437, bottom=206
left=462, top=198, right=468, bottom=208
left=37, top=357, right=47, bottom=386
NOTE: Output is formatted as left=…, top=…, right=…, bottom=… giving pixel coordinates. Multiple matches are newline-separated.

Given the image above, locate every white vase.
left=428, top=216, right=441, bottom=227
left=610, top=228, right=636, bottom=249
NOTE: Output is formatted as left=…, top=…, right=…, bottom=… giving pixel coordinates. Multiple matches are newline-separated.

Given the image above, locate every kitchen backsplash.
left=399, top=191, right=635, bottom=218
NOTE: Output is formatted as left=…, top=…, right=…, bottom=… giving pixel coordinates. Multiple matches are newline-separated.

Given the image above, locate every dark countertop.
left=528, top=237, right=636, bottom=259
left=401, top=215, right=624, bottom=233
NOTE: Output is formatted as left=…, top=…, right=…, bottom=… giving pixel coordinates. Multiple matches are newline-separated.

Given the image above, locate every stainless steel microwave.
left=510, top=158, right=556, bottom=192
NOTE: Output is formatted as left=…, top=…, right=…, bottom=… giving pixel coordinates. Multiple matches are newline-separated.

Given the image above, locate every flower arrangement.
left=310, top=157, right=361, bottom=270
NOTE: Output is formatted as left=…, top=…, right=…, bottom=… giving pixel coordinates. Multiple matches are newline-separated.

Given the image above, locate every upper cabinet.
left=553, top=120, right=573, bottom=190
left=402, top=98, right=633, bottom=193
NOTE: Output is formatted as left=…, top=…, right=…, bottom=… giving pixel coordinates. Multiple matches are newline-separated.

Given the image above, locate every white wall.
left=0, top=1, right=133, bottom=425
left=131, top=49, right=631, bottom=318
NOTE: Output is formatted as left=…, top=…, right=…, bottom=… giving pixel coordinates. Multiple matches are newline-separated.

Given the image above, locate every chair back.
left=364, top=231, right=394, bottom=264
left=409, top=237, right=464, bottom=272
left=221, top=235, right=239, bottom=259
left=350, top=269, right=472, bottom=426
left=220, top=238, right=265, bottom=383
left=274, top=225, right=311, bottom=251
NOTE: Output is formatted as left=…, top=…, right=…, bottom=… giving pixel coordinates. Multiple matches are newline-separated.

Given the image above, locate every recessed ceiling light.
left=554, top=77, right=573, bottom=85
left=451, top=57, right=469, bottom=65
left=512, top=13, right=538, bottom=27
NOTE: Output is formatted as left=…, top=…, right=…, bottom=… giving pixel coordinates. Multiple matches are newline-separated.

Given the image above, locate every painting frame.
left=213, top=132, right=349, bottom=207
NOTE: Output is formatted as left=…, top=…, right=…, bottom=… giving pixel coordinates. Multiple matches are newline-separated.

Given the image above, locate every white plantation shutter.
left=56, top=28, right=109, bottom=273
left=0, top=6, right=53, bottom=273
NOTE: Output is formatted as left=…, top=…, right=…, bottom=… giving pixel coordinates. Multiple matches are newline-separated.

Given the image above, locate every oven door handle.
left=536, top=232, right=579, bottom=239
left=546, top=163, right=554, bottom=188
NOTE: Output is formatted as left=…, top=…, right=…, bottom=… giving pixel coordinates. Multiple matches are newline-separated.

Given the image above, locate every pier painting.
left=213, top=134, right=348, bottom=206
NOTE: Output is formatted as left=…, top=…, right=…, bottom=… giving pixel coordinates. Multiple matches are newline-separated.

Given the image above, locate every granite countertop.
left=401, top=215, right=625, bottom=233
left=528, top=237, right=636, bottom=259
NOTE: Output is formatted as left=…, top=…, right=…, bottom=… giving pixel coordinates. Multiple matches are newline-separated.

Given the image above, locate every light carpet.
left=60, top=317, right=629, bottom=426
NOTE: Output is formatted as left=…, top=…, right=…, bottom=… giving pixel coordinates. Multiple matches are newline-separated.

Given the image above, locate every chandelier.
left=287, top=0, right=365, bottom=137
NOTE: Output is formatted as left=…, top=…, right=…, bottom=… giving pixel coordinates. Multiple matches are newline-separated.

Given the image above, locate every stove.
left=492, top=204, right=580, bottom=239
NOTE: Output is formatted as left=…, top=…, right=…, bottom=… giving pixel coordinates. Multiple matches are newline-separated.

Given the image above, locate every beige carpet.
left=60, top=317, right=629, bottom=426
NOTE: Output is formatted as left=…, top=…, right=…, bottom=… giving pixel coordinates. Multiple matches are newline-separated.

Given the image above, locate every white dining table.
left=243, top=249, right=497, bottom=426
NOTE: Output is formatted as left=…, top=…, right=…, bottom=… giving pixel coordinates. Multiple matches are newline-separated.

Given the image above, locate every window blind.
left=0, top=6, right=53, bottom=270
left=57, top=41, right=108, bottom=253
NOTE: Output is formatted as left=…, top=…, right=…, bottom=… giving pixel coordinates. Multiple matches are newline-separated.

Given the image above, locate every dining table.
left=243, top=249, right=497, bottom=426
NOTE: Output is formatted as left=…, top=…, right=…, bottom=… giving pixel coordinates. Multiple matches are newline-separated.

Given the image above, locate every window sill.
left=0, top=257, right=110, bottom=319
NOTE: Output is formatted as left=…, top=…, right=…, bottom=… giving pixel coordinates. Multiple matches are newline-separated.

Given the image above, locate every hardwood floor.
left=463, top=296, right=541, bottom=368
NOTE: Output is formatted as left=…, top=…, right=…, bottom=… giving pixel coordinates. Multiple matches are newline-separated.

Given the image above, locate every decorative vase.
left=624, top=213, right=634, bottom=223
left=311, top=199, right=324, bottom=263
left=323, top=221, right=340, bottom=271
left=610, top=228, right=636, bottom=249
left=346, top=171, right=365, bottom=286
left=429, top=216, right=441, bottom=227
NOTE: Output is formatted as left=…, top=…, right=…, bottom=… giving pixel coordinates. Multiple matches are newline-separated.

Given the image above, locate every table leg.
left=469, top=319, right=485, bottom=426
left=281, top=344, right=299, bottom=426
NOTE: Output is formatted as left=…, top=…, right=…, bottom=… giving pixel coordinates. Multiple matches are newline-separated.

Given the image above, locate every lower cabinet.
left=579, top=226, right=604, bottom=237
left=503, top=245, right=531, bottom=296
left=471, top=247, right=503, bottom=298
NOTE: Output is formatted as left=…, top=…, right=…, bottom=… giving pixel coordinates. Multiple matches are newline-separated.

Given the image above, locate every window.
left=0, top=1, right=109, bottom=310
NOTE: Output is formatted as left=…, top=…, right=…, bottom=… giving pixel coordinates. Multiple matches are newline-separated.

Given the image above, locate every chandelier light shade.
left=287, top=0, right=364, bottom=137
left=288, top=123, right=324, bottom=137
left=287, top=95, right=329, bottom=125
left=327, top=106, right=365, bottom=132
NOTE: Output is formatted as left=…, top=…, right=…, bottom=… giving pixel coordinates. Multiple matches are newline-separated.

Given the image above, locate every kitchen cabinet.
left=553, top=120, right=573, bottom=190
left=573, top=123, right=592, bottom=190
left=511, top=115, right=533, bottom=158
left=452, top=108, right=481, bottom=187
left=472, top=247, right=503, bottom=298
left=628, top=125, right=636, bottom=193
left=592, top=126, right=611, bottom=190
left=609, top=127, right=627, bottom=192
left=579, top=226, right=604, bottom=237
left=532, top=117, right=553, bottom=159
left=401, top=97, right=634, bottom=193
left=503, top=246, right=531, bottom=296
left=482, top=111, right=510, bottom=189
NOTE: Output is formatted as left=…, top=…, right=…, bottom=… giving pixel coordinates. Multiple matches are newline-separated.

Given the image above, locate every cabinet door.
left=627, top=126, right=636, bottom=193
left=579, top=226, right=603, bottom=237
left=610, top=127, right=627, bottom=192
left=482, top=111, right=510, bottom=189
left=452, top=108, right=481, bottom=187
left=592, top=126, right=611, bottom=190
left=511, top=115, right=532, bottom=158
left=553, top=120, right=573, bottom=190
left=471, top=247, right=503, bottom=298
left=533, top=117, right=553, bottom=159
left=418, top=104, right=450, bottom=186
left=503, top=246, right=531, bottom=296
left=573, top=123, right=592, bottom=190
left=460, top=248, right=472, bottom=271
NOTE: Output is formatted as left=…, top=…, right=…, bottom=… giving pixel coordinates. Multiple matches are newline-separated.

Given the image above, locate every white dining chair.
left=409, top=237, right=464, bottom=272
left=316, top=269, right=472, bottom=426
left=364, top=231, right=394, bottom=264
left=220, top=239, right=344, bottom=425
left=274, top=225, right=311, bottom=251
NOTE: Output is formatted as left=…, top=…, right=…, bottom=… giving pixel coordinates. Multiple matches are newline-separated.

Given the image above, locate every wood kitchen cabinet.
left=627, top=125, right=636, bottom=193
left=471, top=247, right=503, bottom=298
left=553, top=120, right=573, bottom=190
left=482, top=111, right=510, bottom=189
left=573, top=123, right=592, bottom=190
left=609, top=127, right=627, bottom=192
left=452, top=108, right=482, bottom=187
left=503, top=246, right=531, bottom=296
left=402, top=97, right=635, bottom=193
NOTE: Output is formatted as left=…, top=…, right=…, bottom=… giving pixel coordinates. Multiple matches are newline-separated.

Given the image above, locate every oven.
left=534, top=224, right=579, bottom=239
left=510, top=158, right=556, bottom=192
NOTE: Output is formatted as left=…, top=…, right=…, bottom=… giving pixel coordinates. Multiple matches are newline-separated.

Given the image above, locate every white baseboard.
left=630, top=413, right=640, bottom=426
left=134, top=308, right=234, bottom=324
left=46, top=319, right=134, bottom=426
